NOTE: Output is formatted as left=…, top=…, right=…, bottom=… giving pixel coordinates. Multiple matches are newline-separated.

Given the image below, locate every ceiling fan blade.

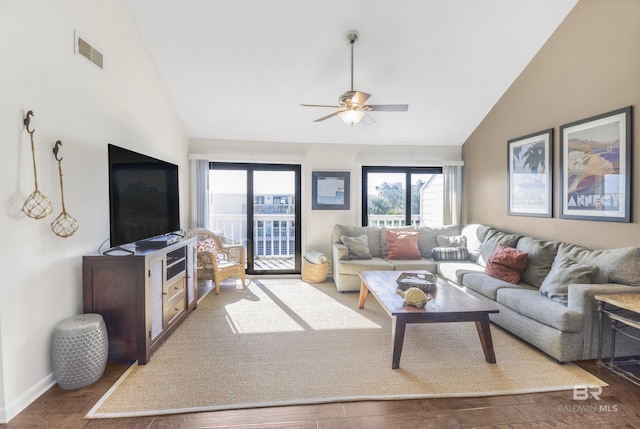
left=365, top=104, right=409, bottom=112
left=313, top=111, right=342, bottom=122
left=360, top=112, right=376, bottom=125
left=301, top=104, right=342, bottom=108
left=351, top=91, right=371, bottom=106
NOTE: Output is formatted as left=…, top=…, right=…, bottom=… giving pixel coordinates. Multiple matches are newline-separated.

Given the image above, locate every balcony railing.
left=367, top=214, right=421, bottom=228
left=209, top=213, right=296, bottom=259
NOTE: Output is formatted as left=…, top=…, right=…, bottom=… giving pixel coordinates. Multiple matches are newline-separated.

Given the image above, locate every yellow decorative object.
left=50, top=141, right=78, bottom=238
left=22, top=110, right=53, bottom=219
left=396, top=287, right=431, bottom=308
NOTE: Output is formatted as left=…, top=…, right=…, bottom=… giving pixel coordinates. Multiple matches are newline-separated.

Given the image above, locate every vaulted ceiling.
left=127, top=0, right=577, bottom=146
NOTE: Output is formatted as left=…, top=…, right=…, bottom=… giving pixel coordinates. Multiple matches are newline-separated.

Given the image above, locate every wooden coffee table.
left=358, top=270, right=499, bottom=369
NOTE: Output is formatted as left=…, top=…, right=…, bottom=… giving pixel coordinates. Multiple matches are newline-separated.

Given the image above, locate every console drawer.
left=165, top=278, right=185, bottom=302
left=166, top=292, right=186, bottom=325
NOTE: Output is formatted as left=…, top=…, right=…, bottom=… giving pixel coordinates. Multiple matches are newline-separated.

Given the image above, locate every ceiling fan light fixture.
left=338, top=108, right=365, bottom=125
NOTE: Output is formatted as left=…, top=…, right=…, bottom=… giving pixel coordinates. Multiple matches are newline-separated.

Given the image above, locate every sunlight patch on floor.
left=224, top=280, right=381, bottom=334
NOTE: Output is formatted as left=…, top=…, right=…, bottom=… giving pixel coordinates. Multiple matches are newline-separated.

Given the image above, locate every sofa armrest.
left=332, top=243, right=349, bottom=262
left=567, top=283, right=640, bottom=359
left=567, top=283, right=640, bottom=312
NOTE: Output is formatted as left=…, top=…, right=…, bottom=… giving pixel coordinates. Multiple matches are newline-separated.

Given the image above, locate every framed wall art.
left=311, top=171, right=350, bottom=210
left=559, top=106, right=632, bottom=222
left=507, top=129, right=553, bottom=217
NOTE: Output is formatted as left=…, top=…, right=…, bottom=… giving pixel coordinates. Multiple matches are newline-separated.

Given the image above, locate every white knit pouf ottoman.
left=51, top=313, right=108, bottom=390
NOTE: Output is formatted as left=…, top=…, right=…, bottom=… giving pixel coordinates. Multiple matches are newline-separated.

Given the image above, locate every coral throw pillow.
left=386, top=230, right=421, bottom=260
left=484, top=243, right=528, bottom=284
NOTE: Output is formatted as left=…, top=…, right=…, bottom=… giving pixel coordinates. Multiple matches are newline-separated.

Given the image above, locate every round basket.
left=301, top=259, right=330, bottom=283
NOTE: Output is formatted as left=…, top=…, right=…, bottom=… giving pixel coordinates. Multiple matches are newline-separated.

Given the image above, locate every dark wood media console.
left=82, top=237, right=197, bottom=364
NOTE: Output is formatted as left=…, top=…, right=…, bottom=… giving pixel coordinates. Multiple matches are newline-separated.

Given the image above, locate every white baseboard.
left=2, top=373, right=55, bottom=423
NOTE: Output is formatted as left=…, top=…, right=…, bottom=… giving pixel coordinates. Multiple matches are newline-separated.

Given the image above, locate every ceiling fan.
left=301, top=31, right=409, bottom=126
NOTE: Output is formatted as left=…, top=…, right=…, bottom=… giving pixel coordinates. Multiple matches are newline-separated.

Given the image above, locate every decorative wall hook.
left=22, top=110, right=53, bottom=219
left=51, top=140, right=79, bottom=238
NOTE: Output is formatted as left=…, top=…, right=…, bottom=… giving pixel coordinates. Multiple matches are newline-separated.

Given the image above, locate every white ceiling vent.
left=74, top=31, right=103, bottom=69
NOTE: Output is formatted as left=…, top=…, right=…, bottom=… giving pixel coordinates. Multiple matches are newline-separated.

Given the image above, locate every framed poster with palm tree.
left=507, top=129, right=553, bottom=217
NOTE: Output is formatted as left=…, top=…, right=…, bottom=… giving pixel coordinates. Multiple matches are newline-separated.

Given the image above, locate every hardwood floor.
left=4, top=280, right=640, bottom=428
left=3, top=360, right=639, bottom=428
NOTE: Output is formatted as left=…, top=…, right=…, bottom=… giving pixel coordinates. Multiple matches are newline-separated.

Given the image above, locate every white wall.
left=189, top=139, right=462, bottom=258
left=0, top=1, right=188, bottom=422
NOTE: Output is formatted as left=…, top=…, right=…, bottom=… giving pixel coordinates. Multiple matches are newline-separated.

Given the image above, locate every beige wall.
left=189, top=139, right=462, bottom=258
left=0, top=1, right=188, bottom=421
left=462, top=0, right=640, bottom=249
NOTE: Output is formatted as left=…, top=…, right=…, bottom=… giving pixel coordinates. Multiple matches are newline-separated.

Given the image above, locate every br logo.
left=573, top=385, right=602, bottom=400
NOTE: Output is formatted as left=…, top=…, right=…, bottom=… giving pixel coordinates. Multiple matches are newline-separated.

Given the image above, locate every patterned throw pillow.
left=196, top=237, right=215, bottom=253
left=431, top=247, right=469, bottom=261
left=484, top=243, right=528, bottom=284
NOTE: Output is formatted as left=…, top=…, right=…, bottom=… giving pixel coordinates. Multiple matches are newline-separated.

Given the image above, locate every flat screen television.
left=108, top=144, right=180, bottom=248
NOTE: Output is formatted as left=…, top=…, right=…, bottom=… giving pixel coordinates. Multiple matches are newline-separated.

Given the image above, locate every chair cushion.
left=197, top=237, right=215, bottom=253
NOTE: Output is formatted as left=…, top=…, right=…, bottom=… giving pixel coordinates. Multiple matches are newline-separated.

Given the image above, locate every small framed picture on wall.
left=507, top=129, right=553, bottom=217
left=311, top=171, right=350, bottom=210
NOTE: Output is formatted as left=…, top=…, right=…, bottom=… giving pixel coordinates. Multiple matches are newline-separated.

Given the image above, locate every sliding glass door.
left=208, top=163, right=301, bottom=274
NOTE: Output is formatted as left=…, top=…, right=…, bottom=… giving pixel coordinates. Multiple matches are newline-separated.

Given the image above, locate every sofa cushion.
left=496, top=288, right=583, bottom=333
left=416, top=225, right=463, bottom=258
left=336, top=257, right=394, bottom=275
left=477, top=230, right=521, bottom=267
left=438, top=261, right=485, bottom=284
left=464, top=272, right=535, bottom=300
left=556, top=243, right=640, bottom=286
left=341, top=235, right=372, bottom=259
left=386, top=230, right=421, bottom=260
left=389, top=259, right=438, bottom=272
left=332, top=225, right=383, bottom=257
left=516, top=237, right=560, bottom=288
left=484, top=244, right=528, bottom=284
left=539, top=256, right=600, bottom=305
left=432, top=247, right=469, bottom=261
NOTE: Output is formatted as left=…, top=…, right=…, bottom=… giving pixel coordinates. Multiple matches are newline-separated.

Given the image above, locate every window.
left=362, top=166, right=443, bottom=227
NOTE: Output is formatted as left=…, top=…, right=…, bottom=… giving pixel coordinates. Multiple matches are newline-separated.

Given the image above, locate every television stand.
left=83, top=237, right=197, bottom=364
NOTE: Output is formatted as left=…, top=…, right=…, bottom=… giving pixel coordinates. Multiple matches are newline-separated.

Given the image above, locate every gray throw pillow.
left=539, top=256, right=600, bottom=305
left=437, top=234, right=467, bottom=248
left=341, top=235, right=372, bottom=260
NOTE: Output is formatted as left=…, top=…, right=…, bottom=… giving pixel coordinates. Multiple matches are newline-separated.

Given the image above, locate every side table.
left=595, top=293, right=640, bottom=387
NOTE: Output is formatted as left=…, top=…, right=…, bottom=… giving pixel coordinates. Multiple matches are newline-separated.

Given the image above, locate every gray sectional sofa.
left=331, top=223, right=640, bottom=362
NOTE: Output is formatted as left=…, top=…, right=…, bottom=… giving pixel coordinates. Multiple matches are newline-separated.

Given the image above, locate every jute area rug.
left=87, top=279, right=605, bottom=418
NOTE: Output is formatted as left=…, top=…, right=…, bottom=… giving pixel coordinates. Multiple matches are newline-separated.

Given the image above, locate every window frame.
left=361, top=165, right=443, bottom=227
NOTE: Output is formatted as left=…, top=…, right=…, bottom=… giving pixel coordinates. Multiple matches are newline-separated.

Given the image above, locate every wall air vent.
left=74, top=31, right=103, bottom=69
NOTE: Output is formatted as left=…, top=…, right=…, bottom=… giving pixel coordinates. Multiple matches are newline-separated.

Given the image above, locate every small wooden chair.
left=187, top=228, right=247, bottom=294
